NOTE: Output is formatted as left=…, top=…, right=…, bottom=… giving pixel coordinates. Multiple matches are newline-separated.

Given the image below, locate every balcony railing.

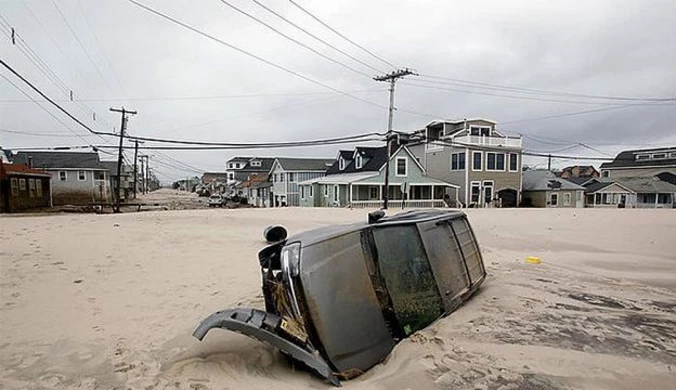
left=453, top=135, right=522, bottom=148
left=350, top=200, right=449, bottom=209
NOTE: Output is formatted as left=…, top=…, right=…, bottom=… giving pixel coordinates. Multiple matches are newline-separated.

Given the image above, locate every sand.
left=1, top=192, right=675, bottom=389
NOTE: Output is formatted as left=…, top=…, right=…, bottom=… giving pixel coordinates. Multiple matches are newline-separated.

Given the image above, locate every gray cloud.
left=1, top=0, right=674, bottom=180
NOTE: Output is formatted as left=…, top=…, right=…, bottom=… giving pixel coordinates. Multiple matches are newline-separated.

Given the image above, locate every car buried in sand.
left=192, top=209, right=486, bottom=386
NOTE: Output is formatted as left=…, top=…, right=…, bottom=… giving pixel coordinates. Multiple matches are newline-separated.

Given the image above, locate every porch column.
left=349, top=184, right=353, bottom=204
left=431, top=185, right=436, bottom=200
left=455, top=187, right=459, bottom=207
left=655, top=193, right=659, bottom=208
left=379, top=184, right=383, bottom=201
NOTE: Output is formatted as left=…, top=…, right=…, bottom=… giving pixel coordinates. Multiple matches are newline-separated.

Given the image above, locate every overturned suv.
left=193, top=210, right=486, bottom=386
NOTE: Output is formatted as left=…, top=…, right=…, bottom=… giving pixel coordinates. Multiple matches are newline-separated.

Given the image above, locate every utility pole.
left=133, top=140, right=139, bottom=199
left=374, top=68, right=417, bottom=209
left=144, top=155, right=149, bottom=192
left=548, top=154, right=552, bottom=171
left=110, top=107, right=137, bottom=213
left=139, top=155, right=145, bottom=194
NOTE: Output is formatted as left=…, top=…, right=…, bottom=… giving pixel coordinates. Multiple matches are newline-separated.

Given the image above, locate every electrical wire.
left=92, top=137, right=383, bottom=150
left=251, top=0, right=383, bottom=73
left=0, top=127, right=89, bottom=137
left=287, top=0, right=396, bottom=69
left=126, top=0, right=386, bottom=109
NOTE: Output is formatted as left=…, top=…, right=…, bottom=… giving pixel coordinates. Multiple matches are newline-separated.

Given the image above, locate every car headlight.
left=281, top=243, right=301, bottom=277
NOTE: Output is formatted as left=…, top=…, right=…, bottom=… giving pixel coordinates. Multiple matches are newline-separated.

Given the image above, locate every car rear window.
left=373, top=225, right=443, bottom=336
left=450, top=218, right=484, bottom=284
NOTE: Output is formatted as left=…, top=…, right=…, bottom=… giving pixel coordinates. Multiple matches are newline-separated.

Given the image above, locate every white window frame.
left=670, top=152, right=676, bottom=159
left=310, top=185, right=314, bottom=198
left=280, top=173, right=285, bottom=182
left=300, top=185, right=305, bottom=199
left=11, top=178, right=18, bottom=195
left=652, top=153, right=667, bottom=159
left=339, top=157, right=345, bottom=170
left=333, top=185, right=339, bottom=202
left=28, top=179, right=36, bottom=198
left=356, top=155, right=363, bottom=169
left=635, top=154, right=649, bottom=161
left=508, top=153, right=519, bottom=172
left=451, top=153, right=465, bottom=171
left=288, top=173, right=295, bottom=182
left=395, top=157, right=407, bottom=177
left=36, top=179, right=43, bottom=197
left=472, top=151, right=482, bottom=171
left=369, top=186, right=379, bottom=200
left=59, top=171, right=67, bottom=181
left=19, top=178, right=26, bottom=191
left=235, top=163, right=241, bottom=169
left=228, top=163, right=233, bottom=169
left=486, top=152, right=506, bottom=171
left=550, top=193, right=559, bottom=206
left=78, top=170, right=86, bottom=181
left=324, top=185, right=328, bottom=197
left=564, top=193, right=571, bottom=206
left=251, top=160, right=261, bottom=167
left=470, top=181, right=481, bottom=203
left=470, top=126, right=491, bottom=136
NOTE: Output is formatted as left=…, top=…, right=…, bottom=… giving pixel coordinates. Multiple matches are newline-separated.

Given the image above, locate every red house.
left=0, top=163, right=52, bottom=213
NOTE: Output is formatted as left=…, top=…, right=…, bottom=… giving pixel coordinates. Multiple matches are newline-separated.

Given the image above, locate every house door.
left=483, top=182, right=493, bottom=207
left=497, top=189, right=517, bottom=207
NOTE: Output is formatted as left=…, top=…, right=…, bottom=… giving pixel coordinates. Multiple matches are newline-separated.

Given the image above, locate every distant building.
left=558, top=165, right=599, bottom=180
left=13, top=151, right=110, bottom=205
left=408, top=118, right=523, bottom=208
left=299, top=145, right=458, bottom=208
left=599, top=147, right=676, bottom=179
left=225, top=157, right=276, bottom=184
left=99, top=161, right=134, bottom=202
left=522, top=171, right=585, bottom=208
left=269, top=157, right=334, bottom=207
left=241, top=173, right=271, bottom=207
left=201, top=172, right=228, bottom=193
left=0, top=163, right=52, bottom=213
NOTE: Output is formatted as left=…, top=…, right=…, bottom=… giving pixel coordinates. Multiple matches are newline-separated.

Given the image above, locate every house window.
left=509, top=153, right=518, bottom=172
left=339, top=157, right=345, bottom=170
left=472, top=152, right=482, bottom=171
left=235, top=163, right=241, bottom=169
left=396, top=157, right=407, bottom=176
left=28, top=179, right=36, bottom=198
left=635, top=154, right=649, bottom=161
left=36, top=180, right=43, bottom=197
left=251, top=160, right=261, bottom=167
left=228, top=163, right=233, bottom=169
left=658, top=194, right=671, bottom=204
left=333, top=185, right=339, bottom=202
left=483, top=181, right=494, bottom=204
left=300, top=186, right=305, bottom=199
left=324, top=185, right=328, bottom=197
left=576, top=191, right=582, bottom=201
left=601, top=171, right=609, bottom=178
left=288, top=173, right=295, bottom=182
left=356, top=155, right=363, bottom=169
left=310, top=185, right=314, bottom=197
left=564, top=193, right=571, bottom=206
left=369, top=186, right=379, bottom=199
left=11, top=178, right=18, bottom=195
left=59, top=171, right=67, bottom=181
left=652, top=153, right=667, bottom=159
left=550, top=193, right=558, bottom=206
left=470, top=126, right=491, bottom=136
left=470, top=182, right=481, bottom=203
left=19, top=178, right=26, bottom=191
left=280, top=174, right=285, bottom=182
left=670, top=152, right=676, bottom=159
left=78, top=171, right=86, bottom=181
left=94, top=171, right=105, bottom=181
left=451, top=153, right=466, bottom=170
left=486, top=153, right=505, bottom=171
left=229, top=173, right=234, bottom=180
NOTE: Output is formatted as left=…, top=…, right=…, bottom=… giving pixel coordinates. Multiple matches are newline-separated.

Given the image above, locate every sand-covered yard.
left=1, top=206, right=675, bottom=389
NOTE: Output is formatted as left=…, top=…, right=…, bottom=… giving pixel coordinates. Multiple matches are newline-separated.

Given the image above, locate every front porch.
left=348, top=183, right=460, bottom=208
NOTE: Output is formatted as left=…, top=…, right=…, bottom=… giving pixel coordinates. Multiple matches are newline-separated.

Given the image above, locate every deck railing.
left=349, top=200, right=448, bottom=209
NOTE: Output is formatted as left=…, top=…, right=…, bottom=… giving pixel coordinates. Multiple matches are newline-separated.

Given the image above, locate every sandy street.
left=1, top=201, right=675, bottom=389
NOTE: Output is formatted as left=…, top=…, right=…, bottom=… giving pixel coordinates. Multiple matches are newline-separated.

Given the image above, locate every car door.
left=372, top=224, right=444, bottom=337
left=418, top=218, right=471, bottom=312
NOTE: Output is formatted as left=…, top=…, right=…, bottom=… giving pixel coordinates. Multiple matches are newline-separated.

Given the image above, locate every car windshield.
left=210, top=195, right=221, bottom=199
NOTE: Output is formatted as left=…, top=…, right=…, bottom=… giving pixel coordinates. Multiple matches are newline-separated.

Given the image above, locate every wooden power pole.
left=133, top=140, right=139, bottom=199
left=110, top=107, right=137, bottom=212
left=374, top=68, right=417, bottom=209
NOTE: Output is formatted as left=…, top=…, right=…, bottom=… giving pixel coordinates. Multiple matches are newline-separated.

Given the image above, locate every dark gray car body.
left=193, top=209, right=486, bottom=386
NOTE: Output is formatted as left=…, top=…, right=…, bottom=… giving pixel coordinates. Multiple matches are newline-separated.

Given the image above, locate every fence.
left=350, top=200, right=448, bottom=209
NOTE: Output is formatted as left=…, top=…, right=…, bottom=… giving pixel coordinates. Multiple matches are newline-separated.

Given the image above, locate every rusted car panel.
left=193, top=209, right=486, bottom=386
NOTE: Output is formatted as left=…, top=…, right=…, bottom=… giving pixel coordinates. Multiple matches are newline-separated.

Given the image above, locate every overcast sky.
left=1, top=0, right=675, bottom=181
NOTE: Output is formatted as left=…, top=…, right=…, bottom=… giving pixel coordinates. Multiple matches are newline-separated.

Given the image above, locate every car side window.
left=372, top=225, right=443, bottom=336
left=450, top=218, right=485, bottom=284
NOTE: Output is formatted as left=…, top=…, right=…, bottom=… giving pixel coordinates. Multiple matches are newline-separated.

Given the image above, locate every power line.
left=499, top=103, right=669, bottom=124
left=50, top=0, right=116, bottom=94
left=126, top=0, right=386, bottom=109
left=217, top=0, right=372, bottom=78
left=287, top=0, right=396, bottom=69
left=92, top=137, right=383, bottom=150
left=0, top=127, right=91, bottom=138
left=418, top=73, right=676, bottom=103
left=251, top=0, right=383, bottom=73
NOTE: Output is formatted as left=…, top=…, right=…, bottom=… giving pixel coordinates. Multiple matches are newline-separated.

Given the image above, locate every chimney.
left=28, top=156, right=34, bottom=169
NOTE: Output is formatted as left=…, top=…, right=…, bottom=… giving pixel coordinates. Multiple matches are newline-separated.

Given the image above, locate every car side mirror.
left=368, top=210, right=386, bottom=224
left=264, top=225, right=288, bottom=243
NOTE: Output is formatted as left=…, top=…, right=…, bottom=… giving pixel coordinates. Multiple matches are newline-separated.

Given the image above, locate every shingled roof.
left=13, top=151, right=107, bottom=170
left=274, top=157, right=334, bottom=171
left=523, top=171, right=586, bottom=191
left=600, top=147, right=676, bottom=169
left=326, top=146, right=388, bottom=175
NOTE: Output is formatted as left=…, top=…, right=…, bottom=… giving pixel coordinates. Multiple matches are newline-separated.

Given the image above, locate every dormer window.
left=356, top=155, right=363, bottom=169
left=636, top=154, right=649, bottom=161
left=339, top=157, right=345, bottom=170
left=470, top=126, right=491, bottom=136
left=652, top=153, right=667, bottom=159
left=235, top=163, right=241, bottom=169
left=250, top=160, right=261, bottom=167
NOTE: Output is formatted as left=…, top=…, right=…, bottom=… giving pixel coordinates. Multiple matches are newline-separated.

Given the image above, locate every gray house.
left=299, top=146, right=458, bottom=208
left=13, top=151, right=110, bottom=205
left=522, top=170, right=585, bottom=208
left=409, top=118, right=523, bottom=208
left=599, top=147, right=676, bottom=179
left=225, top=156, right=276, bottom=196
left=269, top=157, right=334, bottom=207
left=99, top=161, right=135, bottom=202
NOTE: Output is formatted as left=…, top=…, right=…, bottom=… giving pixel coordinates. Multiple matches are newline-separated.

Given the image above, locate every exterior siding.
left=467, top=150, right=522, bottom=206
left=1, top=176, right=51, bottom=212
left=270, top=161, right=328, bottom=207
left=48, top=168, right=109, bottom=205
left=601, top=166, right=676, bottom=179
left=523, top=190, right=584, bottom=208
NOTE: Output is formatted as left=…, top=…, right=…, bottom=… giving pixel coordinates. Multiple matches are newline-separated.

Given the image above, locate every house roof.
left=240, top=173, right=270, bottom=188
left=273, top=157, right=334, bottom=171
left=656, top=172, right=676, bottom=185
left=599, top=147, right=676, bottom=169
left=226, top=157, right=276, bottom=171
left=564, top=176, right=594, bottom=186
left=326, top=146, right=388, bottom=175
left=0, top=163, right=52, bottom=179
left=426, top=118, right=497, bottom=127
left=13, top=151, right=107, bottom=170
left=523, top=170, right=586, bottom=191
left=299, top=171, right=379, bottom=185
left=583, top=181, right=613, bottom=193
left=616, top=177, right=676, bottom=194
